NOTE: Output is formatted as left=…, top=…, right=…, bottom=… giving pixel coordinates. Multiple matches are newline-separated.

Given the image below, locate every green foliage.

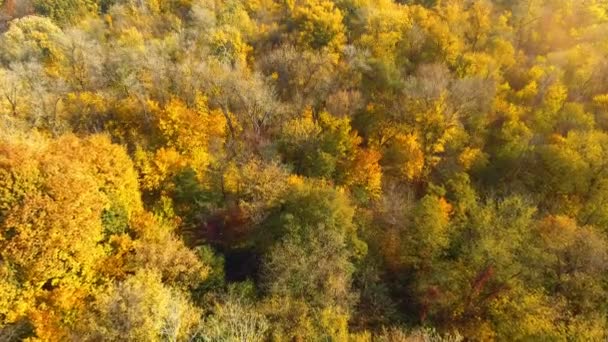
left=101, top=198, right=129, bottom=236
left=260, top=180, right=362, bottom=307
left=33, top=0, right=97, bottom=24
left=279, top=110, right=358, bottom=178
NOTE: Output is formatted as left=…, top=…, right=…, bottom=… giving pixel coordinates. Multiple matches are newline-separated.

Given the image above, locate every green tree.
left=259, top=179, right=364, bottom=339
left=33, top=0, right=97, bottom=24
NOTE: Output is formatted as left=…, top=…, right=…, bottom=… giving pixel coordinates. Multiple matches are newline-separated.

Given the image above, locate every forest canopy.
left=1, top=0, right=608, bottom=340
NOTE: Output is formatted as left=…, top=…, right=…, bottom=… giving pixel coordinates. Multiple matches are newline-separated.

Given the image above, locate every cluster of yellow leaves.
left=136, top=96, right=227, bottom=192
left=209, top=26, right=252, bottom=65
left=261, top=294, right=351, bottom=340
left=135, top=147, right=185, bottom=192
left=223, top=159, right=291, bottom=222
left=280, top=109, right=382, bottom=198
left=61, top=91, right=108, bottom=130
left=386, top=133, right=425, bottom=182
left=0, top=16, right=64, bottom=63
left=0, top=135, right=125, bottom=338
left=408, top=5, right=463, bottom=65
left=357, top=0, right=411, bottom=65
left=114, top=211, right=209, bottom=287
left=458, top=147, right=485, bottom=171
left=0, top=134, right=208, bottom=340
left=288, top=0, right=346, bottom=53
left=488, top=286, right=561, bottom=341
left=346, top=148, right=382, bottom=199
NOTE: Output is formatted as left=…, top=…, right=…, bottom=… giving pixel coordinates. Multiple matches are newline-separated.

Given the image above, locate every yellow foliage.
left=438, top=197, right=453, bottom=219
left=537, top=215, right=578, bottom=251
left=98, top=234, right=134, bottom=279
left=489, top=286, right=562, bottom=340
left=135, top=147, right=185, bottom=192
left=222, top=161, right=240, bottom=194
left=543, top=83, right=568, bottom=114
left=156, top=97, right=218, bottom=152
left=0, top=134, right=146, bottom=338
left=458, top=147, right=485, bottom=170
left=209, top=26, right=252, bottom=65
left=490, top=37, right=516, bottom=68
left=357, top=0, right=411, bottom=64
left=516, top=80, right=538, bottom=102
left=346, top=148, right=382, bottom=199
left=282, top=108, right=321, bottom=144
left=388, top=133, right=425, bottom=182
left=50, top=135, right=143, bottom=218
left=594, top=94, right=608, bottom=106
left=261, top=296, right=316, bottom=340
left=233, top=159, right=291, bottom=223
left=2, top=0, right=608, bottom=340
left=0, top=16, right=64, bottom=63
left=117, top=27, right=145, bottom=51
left=409, top=5, right=463, bottom=65
left=288, top=174, right=305, bottom=186
left=290, top=0, right=346, bottom=52
left=134, top=96, right=227, bottom=193
left=75, top=270, right=202, bottom=341
left=61, top=91, right=108, bottom=129
left=105, top=96, right=147, bottom=143
left=128, top=212, right=209, bottom=288
left=318, top=306, right=350, bottom=341
left=460, top=52, right=498, bottom=78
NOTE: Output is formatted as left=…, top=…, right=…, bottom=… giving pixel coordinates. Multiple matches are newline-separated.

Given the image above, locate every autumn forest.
left=1, top=0, right=608, bottom=340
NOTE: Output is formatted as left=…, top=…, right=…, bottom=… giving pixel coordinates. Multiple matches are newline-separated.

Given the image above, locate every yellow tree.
left=0, top=135, right=111, bottom=339
left=136, top=95, right=227, bottom=194
left=286, top=0, right=346, bottom=53
left=0, top=133, right=207, bottom=339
